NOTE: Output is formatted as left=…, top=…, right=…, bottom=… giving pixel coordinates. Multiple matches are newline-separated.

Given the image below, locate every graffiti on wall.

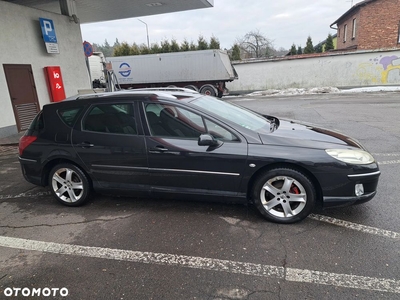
left=356, top=55, right=400, bottom=84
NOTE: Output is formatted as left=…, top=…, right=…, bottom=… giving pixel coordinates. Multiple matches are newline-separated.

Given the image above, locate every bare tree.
left=237, top=29, right=274, bottom=58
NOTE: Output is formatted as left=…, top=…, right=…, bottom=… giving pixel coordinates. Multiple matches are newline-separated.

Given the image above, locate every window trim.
left=398, top=21, right=400, bottom=44
left=343, top=24, right=348, bottom=42
left=352, top=18, right=356, bottom=39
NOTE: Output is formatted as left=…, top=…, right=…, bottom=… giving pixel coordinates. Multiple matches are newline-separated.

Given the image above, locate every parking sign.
left=39, top=18, right=59, bottom=54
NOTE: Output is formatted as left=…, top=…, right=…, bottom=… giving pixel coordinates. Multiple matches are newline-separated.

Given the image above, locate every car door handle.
left=78, top=142, right=94, bottom=148
left=149, top=146, right=168, bottom=153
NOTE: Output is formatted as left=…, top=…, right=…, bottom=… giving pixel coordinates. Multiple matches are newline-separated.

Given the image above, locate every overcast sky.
left=81, top=0, right=362, bottom=51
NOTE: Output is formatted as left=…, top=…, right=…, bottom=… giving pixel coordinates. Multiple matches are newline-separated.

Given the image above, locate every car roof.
left=51, top=88, right=203, bottom=107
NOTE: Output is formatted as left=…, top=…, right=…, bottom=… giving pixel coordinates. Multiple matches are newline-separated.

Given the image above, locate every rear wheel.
left=184, top=85, right=199, bottom=92
left=253, top=168, right=316, bottom=223
left=200, top=84, right=217, bottom=96
left=49, top=163, right=90, bottom=206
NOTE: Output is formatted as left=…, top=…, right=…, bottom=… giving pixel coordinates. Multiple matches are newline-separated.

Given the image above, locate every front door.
left=143, top=102, right=248, bottom=197
left=3, top=64, right=40, bottom=132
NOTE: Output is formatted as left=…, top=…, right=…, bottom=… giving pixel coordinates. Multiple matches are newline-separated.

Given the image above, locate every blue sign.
left=83, top=41, right=93, bottom=57
left=39, top=18, right=57, bottom=43
left=119, top=63, right=132, bottom=77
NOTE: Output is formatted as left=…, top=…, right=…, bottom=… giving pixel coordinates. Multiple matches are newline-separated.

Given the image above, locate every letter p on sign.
left=43, top=20, right=53, bottom=35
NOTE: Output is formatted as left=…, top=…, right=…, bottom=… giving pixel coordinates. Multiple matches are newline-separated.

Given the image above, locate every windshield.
left=191, top=96, right=272, bottom=134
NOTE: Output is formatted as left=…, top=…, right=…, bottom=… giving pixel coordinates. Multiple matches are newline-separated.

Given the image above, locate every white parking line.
left=309, top=214, right=400, bottom=239
left=0, top=191, right=51, bottom=200
left=373, top=153, right=400, bottom=157
left=0, top=236, right=398, bottom=294
left=378, top=160, right=400, bottom=165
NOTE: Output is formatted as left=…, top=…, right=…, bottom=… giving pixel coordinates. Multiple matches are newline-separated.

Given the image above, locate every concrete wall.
left=227, top=49, right=400, bottom=92
left=0, top=1, right=90, bottom=137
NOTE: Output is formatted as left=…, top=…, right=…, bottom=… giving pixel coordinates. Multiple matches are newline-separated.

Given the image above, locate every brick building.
left=330, top=0, right=400, bottom=51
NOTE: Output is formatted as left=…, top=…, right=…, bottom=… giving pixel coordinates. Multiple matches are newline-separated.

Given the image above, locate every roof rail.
left=129, top=87, right=200, bottom=94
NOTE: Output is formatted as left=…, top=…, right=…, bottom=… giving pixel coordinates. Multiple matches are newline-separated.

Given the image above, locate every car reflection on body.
left=18, top=88, right=380, bottom=223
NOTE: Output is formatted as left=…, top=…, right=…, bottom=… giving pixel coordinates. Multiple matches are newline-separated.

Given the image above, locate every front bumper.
left=322, top=170, right=381, bottom=208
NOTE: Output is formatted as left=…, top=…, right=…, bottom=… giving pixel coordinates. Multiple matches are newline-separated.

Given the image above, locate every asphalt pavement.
left=0, top=91, right=399, bottom=299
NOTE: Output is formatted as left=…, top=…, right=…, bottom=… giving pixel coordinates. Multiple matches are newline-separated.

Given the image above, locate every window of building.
left=398, top=22, right=400, bottom=43
left=338, top=28, right=340, bottom=38
left=352, top=19, right=357, bottom=38
left=344, top=24, right=347, bottom=42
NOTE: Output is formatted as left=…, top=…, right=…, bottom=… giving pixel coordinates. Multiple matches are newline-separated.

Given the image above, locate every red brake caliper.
left=290, top=184, right=300, bottom=194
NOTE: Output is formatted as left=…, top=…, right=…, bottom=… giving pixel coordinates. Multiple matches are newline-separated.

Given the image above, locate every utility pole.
left=138, top=19, right=150, bottom=49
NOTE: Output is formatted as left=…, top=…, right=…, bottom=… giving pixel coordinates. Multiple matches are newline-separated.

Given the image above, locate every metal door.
left=3, top=64, right=40, bottom=132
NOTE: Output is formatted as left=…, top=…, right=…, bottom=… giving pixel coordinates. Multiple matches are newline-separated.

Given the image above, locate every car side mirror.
left=198, top=134, right=223, bottom=149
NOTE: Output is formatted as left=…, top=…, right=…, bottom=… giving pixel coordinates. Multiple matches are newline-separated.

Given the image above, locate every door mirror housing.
left=198, top=134, right=223, bottom=148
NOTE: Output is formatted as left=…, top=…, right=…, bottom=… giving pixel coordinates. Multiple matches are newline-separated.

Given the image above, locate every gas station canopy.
left=3, top=0, right=214, bottom=23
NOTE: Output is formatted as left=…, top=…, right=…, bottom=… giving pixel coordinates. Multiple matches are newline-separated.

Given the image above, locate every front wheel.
left=49, top=163, right=90, bottom=206
left=253, top=168, right=316, bottom=223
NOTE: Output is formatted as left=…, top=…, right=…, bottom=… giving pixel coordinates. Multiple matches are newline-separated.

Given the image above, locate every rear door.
left=72, top=101, right=149, bottom=191
left=142, top=102, right=248, bottom=197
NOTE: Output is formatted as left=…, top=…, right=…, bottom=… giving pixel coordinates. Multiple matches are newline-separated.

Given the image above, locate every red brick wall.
left=336, top=0, right=400, bottom=50
left=337, top=10, right=361, bottom=50
left=358, top=0, right=400, bottom=50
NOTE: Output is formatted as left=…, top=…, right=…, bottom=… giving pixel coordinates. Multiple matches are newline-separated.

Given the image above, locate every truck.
left=106, top=49, right=238, bottom=97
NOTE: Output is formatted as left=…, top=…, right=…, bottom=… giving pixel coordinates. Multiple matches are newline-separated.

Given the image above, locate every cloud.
left=81, top=0, right=354, bottom=50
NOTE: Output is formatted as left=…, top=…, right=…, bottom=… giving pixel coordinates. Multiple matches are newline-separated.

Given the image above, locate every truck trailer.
left=106, top=49, right=238, bottom=97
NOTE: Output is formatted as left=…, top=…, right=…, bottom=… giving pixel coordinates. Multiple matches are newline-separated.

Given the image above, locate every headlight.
left=325, top=149, right=375, bottom=165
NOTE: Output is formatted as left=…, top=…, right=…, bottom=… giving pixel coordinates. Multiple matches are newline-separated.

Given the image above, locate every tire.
left=184, top=85, right=199, bottom=92
left=253, top=168, right=316, bottom=223
left=49, top=163, right=90, bottom=206
left=200, top=84, right=217, bottom=96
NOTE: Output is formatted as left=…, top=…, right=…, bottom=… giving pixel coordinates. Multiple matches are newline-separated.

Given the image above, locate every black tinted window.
left=83, top=104, right=137, bottom=135
left=27, top=111, right=44, bottom=133
left=58, top=108, right=82, bottom=127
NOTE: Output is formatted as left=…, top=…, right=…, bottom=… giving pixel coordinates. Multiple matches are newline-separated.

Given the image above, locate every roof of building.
left=330, top=0, right=378, bottom=27
left=3, top=0, right=214, bottom=23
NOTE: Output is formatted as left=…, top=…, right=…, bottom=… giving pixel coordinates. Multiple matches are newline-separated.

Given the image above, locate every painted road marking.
left=0, top=191, right=51, bottom=200
left=1, top=191, right=399, bottom=240
left=0, top=235, right=399, bottom=294
left=378, top=160, right=400, bottom=165
left=373, top=153, right=400, bottom=157
left=308, top=214, right=400, bottom=239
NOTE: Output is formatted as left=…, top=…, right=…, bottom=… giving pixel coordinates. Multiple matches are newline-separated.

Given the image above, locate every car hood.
left=258, top=118, right=364, bottom=150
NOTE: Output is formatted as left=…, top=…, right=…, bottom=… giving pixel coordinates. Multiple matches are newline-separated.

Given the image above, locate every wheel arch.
left=247, top=162, right=323, bottom=205
left=41, top=158, right=93, bottom=189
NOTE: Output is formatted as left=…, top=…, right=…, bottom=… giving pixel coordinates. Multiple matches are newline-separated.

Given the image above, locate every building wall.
left=358, top=0, right=400, bottom=50
left=227, top=50, right=400, bottom=92
left=337, top=10, right=361, bottom=50
left=0, top=1, right=90, bottom=137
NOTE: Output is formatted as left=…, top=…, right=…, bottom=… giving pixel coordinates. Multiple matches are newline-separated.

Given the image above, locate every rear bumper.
left=19, top=156, right=44, bottom=186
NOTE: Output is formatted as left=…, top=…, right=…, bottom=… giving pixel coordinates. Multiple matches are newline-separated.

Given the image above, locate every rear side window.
left=83, top=103, right=137, bottom=135
left=27, top=111, right=44, bottom=135
left=58, top=107, right=83, bottom=127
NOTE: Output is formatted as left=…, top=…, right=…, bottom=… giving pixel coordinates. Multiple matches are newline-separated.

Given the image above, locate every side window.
left=58, top=107, right=82, bottom=127
left=83, top=103, right=136, bottom=134
left=205, top=119, right=239, bottom=142
left=145, top=103, right=206, bottom=138
left=145, top=103, right=238, bottom=142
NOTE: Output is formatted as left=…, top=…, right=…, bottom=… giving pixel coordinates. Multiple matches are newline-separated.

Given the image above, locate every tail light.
left=19, top=136, right=37, bottom=156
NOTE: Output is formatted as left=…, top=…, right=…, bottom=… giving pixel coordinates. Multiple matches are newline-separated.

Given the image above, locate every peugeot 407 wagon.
left=18, top=89, right=380, bottom=223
